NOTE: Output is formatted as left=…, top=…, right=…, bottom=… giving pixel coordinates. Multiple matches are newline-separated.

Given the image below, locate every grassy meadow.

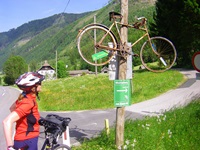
left=38, top=70, right=185, bottom=111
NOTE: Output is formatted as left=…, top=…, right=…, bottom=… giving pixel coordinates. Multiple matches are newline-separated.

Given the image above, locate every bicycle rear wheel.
left=140, top=36, right=177, bottom=72
left=53, top=144, right=71, bottom=150
left=77, top=24, right=117, bottom=66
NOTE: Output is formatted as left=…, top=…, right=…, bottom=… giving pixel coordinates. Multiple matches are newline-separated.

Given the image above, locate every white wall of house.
left=38, top=69, right=55, bottom=79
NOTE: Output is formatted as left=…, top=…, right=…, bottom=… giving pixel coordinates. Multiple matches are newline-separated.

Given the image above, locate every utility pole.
left=94, top=14, right=98, bottom=76
left=56, top=50, right=58, bottom=79
left=116, top=0, right=128, bottom=149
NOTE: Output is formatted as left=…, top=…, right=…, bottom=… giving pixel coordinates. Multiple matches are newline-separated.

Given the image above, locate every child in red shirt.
left=3, top=72, right=45, bottom=150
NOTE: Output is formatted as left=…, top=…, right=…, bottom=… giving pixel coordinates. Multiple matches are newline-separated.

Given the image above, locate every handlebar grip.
left=38, top=117, right=45, bottom=125
left=63, top=118, right=71, bottom=126
left=133, top=17, right=147, bottom=28
left=137, top=17, right=145, bottom=20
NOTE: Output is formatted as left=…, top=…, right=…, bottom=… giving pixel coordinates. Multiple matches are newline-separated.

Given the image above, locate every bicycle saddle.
left=109, top=11, right=123, bottom=21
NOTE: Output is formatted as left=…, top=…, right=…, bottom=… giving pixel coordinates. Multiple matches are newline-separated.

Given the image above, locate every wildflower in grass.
left=129, top=138, right=137, bottom=149
left=141, top=123, right=150, bottom=129
left=123, top=145, right=127, bottom=149
left=161, top=133, right=165, bottom=139
left=146, top=123, right=150, bottom=130
left=146, top=123, right=150, bottom=126
left=132, top=138, right=137, bottom=146
left=156, top=113, right=167, bottom=124
left=156, top=115, right=162, bottom=124
left=131, top=143, right=135, bottom=148
left=163, top=115, right=167, bottom=121
left=168, top=129, right=172, bottom=138
left=157, top=119, right=161, bottom=124
left=133, top=138, right=137, bottom=143
left=117, top=146, right=120, bottom=149
left=125, top=140, right=130, bottom=145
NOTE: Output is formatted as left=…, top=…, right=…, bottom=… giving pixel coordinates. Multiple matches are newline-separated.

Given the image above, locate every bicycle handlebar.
left=133, top=17, right=147, bottom=29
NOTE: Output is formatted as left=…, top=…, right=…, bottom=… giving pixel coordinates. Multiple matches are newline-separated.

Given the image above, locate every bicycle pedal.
left=133, top=53, right=139, bottom=57
left=127, top=51, right=137, bottom=56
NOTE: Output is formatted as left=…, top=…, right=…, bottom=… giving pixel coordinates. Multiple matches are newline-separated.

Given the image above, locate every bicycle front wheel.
left=53, top=144, right=71, bottom=150
left=77, top=25, right=117, bottom=66
left=140, top=36, right=177, bottom=72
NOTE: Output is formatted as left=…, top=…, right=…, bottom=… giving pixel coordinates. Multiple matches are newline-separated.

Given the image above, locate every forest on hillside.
left=0, top=0, right=199, bottom=73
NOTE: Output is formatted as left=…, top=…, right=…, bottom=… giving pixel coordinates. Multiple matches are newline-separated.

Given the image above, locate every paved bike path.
left=39, top=69, right=200, bottom=147
left=126, top=69, right=200, bottom=116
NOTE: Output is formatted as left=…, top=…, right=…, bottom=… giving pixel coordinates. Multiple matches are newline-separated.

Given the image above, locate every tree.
left=3, top=55, right=27, bottom=85
left=150, top=0, right=200, bottom=68
left=57, top=60, right=67, bottom=78
left=29, top=60, right=38, bottom=72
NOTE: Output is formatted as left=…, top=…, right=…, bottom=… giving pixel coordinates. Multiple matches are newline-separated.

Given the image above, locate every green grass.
left=72, top=100, right=200, bottom=150
left=0, top=74, right=4, bottom=85
left=38, top=70, right=185, bottom=111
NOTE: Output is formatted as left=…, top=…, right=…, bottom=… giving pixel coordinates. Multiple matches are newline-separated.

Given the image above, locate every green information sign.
left=114, top=79, right=131, bottom=107
left=92, top=50, right=109, bottom=61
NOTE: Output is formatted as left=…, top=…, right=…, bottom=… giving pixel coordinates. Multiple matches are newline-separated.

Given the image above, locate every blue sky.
left=0, top=0, right=109, bottom=32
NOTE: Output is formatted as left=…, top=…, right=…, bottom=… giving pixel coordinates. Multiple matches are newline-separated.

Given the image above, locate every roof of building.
left=38, top=60, right=55, bottom=71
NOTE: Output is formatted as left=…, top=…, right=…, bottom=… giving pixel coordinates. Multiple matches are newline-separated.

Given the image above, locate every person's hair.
left=17, top=93, right=25, bottom=102
left=17, top=92, right=27, bottom=102
left=17, top=86, right=37, bottom=102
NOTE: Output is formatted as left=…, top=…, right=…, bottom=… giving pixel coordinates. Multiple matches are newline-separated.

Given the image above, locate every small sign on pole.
left=108, top=42, right=132, bottom=80
left=126, top=43, right=133, bottom=79
left=108, top=42, right=118, bottom=80
left=114, top=79, right=131, bottom=107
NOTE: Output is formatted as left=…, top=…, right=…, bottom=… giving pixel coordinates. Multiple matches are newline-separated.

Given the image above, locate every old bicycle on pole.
left=77, top=12, right=177, bottom=72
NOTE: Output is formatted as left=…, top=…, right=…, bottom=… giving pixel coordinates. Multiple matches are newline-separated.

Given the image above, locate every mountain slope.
left=0, top=12, right=91, bottom=70
left=0, top=0, right=155, bottom=71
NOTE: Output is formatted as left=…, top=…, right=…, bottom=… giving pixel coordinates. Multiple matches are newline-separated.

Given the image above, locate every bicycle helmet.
left=15, top=72, right=45, bottom=92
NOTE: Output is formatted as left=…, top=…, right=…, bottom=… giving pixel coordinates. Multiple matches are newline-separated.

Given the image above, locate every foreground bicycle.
left=39, top=114, right=71, bottom=150
left=77, top=11, right=177, bottom=72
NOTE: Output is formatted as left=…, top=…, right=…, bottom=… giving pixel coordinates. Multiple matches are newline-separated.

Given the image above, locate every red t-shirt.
left=14, top=94, right=40, bottom=140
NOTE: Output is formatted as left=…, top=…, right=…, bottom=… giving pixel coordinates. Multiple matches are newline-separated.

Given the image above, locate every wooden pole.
left=56, top=50, right=58, bottom=79
left=116, top=0, right=128, bottom=149
left=94, top=14, right=98, bottom=76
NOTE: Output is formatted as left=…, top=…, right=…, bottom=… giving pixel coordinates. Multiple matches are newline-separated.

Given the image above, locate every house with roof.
left=68, top=69, right=92, bottom=76
left=37, top=60, right=55, bottom=80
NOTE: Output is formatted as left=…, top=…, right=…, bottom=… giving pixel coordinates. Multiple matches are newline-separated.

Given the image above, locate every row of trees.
left=150, top=0, right=200, bottom=68
left=2, top=55, right=69, bottom=85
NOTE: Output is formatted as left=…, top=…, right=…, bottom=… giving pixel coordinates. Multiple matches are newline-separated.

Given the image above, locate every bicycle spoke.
left=140, top=37, right=177, bottom=72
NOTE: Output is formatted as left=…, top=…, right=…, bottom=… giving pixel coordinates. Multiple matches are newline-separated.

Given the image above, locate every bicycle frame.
left=41, top=134, right=51, bottom=150
left=94, top=18, right=153, bottom=53
left=41, top=129, right=59, bottom=150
